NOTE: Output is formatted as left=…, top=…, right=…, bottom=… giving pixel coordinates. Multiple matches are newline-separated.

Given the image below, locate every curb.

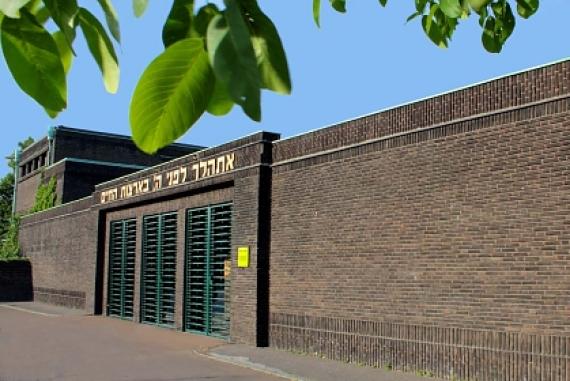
left=194, top=349, right=304, bottom=381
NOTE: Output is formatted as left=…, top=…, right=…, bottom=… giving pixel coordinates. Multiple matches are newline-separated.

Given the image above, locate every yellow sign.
left=237, top=246, right=250, bottom=268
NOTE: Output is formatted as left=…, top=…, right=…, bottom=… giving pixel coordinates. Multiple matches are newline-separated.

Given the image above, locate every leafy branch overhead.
left=0, top=0, right=540, bottom=154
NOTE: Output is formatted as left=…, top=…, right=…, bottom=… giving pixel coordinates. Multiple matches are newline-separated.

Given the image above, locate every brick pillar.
left=230, top=135, right=276, bottom=346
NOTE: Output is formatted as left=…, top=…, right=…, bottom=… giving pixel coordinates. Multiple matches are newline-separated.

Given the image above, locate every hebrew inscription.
left=100, top=153, right=236, bottom=204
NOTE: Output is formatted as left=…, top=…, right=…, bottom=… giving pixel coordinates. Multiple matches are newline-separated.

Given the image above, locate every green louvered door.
left=107, top=219, right=136, bottom=319
left=185, top=203, right=232, bottom=338
left=141, top=212, right=177, bottom=327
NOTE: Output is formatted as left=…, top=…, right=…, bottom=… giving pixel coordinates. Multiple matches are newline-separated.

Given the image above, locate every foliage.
left=0, top=172, right=14, bottom=238
left=5, top=136, right=34, bottom=170
left=0, top=0, right=540, bottom=153
left=30, top=176, right=57, bottom=213
left=0, top=137, right=34, bottom=259
left=0, top=215, right=20, bottom=259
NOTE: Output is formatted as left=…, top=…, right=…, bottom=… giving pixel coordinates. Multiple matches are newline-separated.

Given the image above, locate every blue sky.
left=1, top=0, right=569, bottom=176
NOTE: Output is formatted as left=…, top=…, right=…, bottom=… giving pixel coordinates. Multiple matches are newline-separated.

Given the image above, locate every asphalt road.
left=0, top=303, right=282, bottom=381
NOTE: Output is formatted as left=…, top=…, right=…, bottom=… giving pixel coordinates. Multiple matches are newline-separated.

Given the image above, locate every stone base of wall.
left=33, top=287, right=85, bottom=309
left=270, top=313, right=570, bottom=381
left=0, top=260, right=33, bottom=302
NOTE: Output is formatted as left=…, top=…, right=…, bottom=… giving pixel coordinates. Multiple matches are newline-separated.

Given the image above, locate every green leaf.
left=207, top=79, right=234, bottom=116
left=33, top=7, right=50, bottom=24
left=378, top=0, right=388, bottom=6
left=97, top=0, right=120, bottom=43
left=77, top=7, right=119, bottom=94
left=329, top=0, right=346, bottom=13
left=469, top=0, right=490, bottom=12
left=162, top=0, right=194, bottom=47
left=241, top=0, right=291, bottom=94
left=43, top=0, right=78, bottom=51
left=130, top=38, right=214, bottom=154
left=0, top=0, right=32, bottom=19
left=406, top=11, right=421, bottom=23
left=422, top=4, right=446, bottom=48
left=415, top=0, right=428, bottom=13
left=53, top=31, right=72, bottom=74
left=440, top=0, right=463, bottom=18
left=193, top=4, right=219, bottom=36
left=313, top=0, right=321, bottom=27
left=493, top=1, right=515, bottom=43
left=481, top=16, right=501, bottom=52
left=132, top=0, right=148, bottom=18
left=516, top=0, right=538, bottom=19
left=44, top=108, right=59, bottom=118
left=207, top=2, right=261, bottom=121
left=1, top=9, right=66, bottom=111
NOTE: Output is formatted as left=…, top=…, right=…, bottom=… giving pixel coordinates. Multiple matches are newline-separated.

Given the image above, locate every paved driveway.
left=0, top=303, right=281, bottom=381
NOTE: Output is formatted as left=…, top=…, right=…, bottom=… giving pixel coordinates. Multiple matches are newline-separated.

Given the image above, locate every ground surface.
left=0, top=302, right=438, bottom=381
left=0, top=303, right=280, bottom=381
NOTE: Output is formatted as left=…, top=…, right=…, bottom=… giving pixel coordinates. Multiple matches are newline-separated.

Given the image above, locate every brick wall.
left=269, top=60, right=570, bottom=380
left=15, top=172, right=42, bottom=214
left=20, top=197, right=97, bottom=311
left=0, top=260, right=32, bottom=302
left=94, top=132, right=278, bottom=345
left=53, top=127, right=202, bottom=166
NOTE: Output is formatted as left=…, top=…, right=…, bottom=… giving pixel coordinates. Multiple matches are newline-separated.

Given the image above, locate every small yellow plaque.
left=237, top=246, right=250, bottom=268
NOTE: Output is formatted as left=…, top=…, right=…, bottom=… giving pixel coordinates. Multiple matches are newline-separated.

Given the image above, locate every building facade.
left=18, top=60, right=570, bottom=380
left=15, top=126, right=203, bottom=214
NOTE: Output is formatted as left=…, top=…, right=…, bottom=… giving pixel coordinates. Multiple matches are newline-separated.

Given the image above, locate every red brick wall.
left=269, top=60, right=570, bottom=380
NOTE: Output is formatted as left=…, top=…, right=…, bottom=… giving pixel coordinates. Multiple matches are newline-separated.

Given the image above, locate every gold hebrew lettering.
left=216, top=156, right=225, bottom=174
left=200, top=161, right=208, bottom=178
left=171, top=169, right=180, bottom=185
left=153, top=174, right=162, bottom=190
left=180, top=166, right=188, bottom=182
left=141, top=179, right=149, bottom=193
left=225, top=153, right=235, bottom=171
left=207, top=159, right=216, bottom=176
left=192, top=164, right=200, bottom=180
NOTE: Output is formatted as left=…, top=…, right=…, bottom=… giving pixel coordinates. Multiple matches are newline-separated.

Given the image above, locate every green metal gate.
left=185, top=203, right=232, bottom=338
left=107, top=219, right=136, bottom=319
left=141, top=212, right=177, bottom=327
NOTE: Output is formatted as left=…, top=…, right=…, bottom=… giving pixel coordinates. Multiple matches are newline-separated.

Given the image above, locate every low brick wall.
left=20, top=197, right=97, bottom=312
left=0, top=260, right=33, bottom=302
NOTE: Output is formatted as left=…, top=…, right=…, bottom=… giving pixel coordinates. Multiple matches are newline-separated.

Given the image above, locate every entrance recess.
left=185, top=203, right=232, bottom=338
left=107, top=219, right=136, bottom=319
left=140, top=212, right=177, bottom=327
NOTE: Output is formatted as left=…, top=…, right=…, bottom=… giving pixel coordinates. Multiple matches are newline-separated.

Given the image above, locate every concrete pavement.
left=0, top=302, right=438, bottom=381
left=0, top=303, right=279, bottom=381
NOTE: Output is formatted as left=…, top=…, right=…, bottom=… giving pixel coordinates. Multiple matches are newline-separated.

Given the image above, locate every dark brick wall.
left=60, top=161, right=142, bottom=204
left=20, top=198, right=97, bottom=311
left=15, top=59, right=570, bottom=379
left=0, top=260, right=32, bottom=302
left=95, top=132, right=278, bottom=345
left=15, top=172, right=42, bottom=214
left=53, top=127, right=202, bottom=166
left=269, top=60, right=570, bottom=380
left=17, top=158, right=66, bottom=215
left=274, top=60, right=570, bottom=163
